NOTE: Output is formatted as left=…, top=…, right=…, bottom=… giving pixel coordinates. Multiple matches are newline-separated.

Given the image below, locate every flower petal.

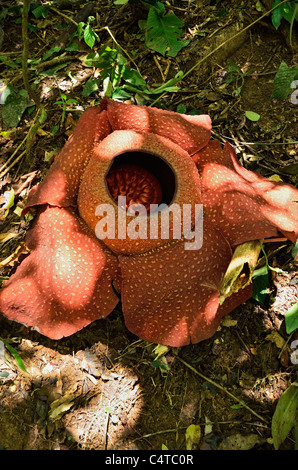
left=195, top=141, right=298, bottom=245
left=226, top=143, right=298, bottom=242
left=24, top=107, right=111, bottom=212
left=0, top=206, right=120, bottom=339
left=103, top=98, right=211, bottom=154
left=119, top=222, right=248, bottom=346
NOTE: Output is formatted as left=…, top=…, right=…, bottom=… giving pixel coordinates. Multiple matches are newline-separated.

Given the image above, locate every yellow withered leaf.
left=219, top=240, right=262, bottom=304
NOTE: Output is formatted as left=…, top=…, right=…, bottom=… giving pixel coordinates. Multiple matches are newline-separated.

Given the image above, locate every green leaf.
left=272, top=61, right=298, bottom=99
left=102, top=76, right=113, bottom=98
left=112, top=87, right=132, bottom=100
left=84, top=24, right=97, bottom=49
left=252, top=265, right=269, bottom=304
left=227, top=58, right=240, bottom=73
left=1, top=86, right=28, bottom=128
left=43, top=46, right=61, bottom=61
left=82, top=46, right=117, bottom=72
left=292, top=240, right=298, bottom=259
left=176, top=103, right=187, bottom=114
left=272, top=0, right=298, bottom=29
left=77, top=22, right=85, bottom=40
left=32, top=5, right=49, bottom=19
left=0, top=339, right=28, bottom=373
left=272, top=382, right=298, bottom=449
left=82, top=78, right=99, bottom=97
left=150, top=70, right=183, bottom=94
left=65, top=43, right=79, bottom=52
left=0, top=371, right=9, bottom=378
left=122, top=67, right=147, bottom=88
left=272, top=0, right=283, bottom=29
left=114, top=0, right=129, bottom=4
left=280, top=162, right=298, bottom=175
left=245, top=110, right=260, bottom=121
left=65, top=98, right=79, bottom=104
left=231, top=401, right=246, bottom=409
left=145, top=5, right=189, bottom=57
left=285, top=303, right=298, bottom=334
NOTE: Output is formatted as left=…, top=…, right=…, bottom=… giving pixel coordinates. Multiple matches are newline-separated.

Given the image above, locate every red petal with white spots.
left=0, top=206, right=120, bottom=339
left=119, top=223, right=248, bottom=347
left=195, top=141, right=298, bottom=246
left=24, top=107, right=111, bottom=212
left=103, top=98, right=211, bottom=155
left=226, top=143, right=298, bottom=242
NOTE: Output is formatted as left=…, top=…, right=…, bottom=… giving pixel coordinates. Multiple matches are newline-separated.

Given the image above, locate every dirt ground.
left=0, top=0, right=297, bottom=451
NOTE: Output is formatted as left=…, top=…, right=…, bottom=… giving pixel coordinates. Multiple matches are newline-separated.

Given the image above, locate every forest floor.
left=0, top=0, right=297, bottom=451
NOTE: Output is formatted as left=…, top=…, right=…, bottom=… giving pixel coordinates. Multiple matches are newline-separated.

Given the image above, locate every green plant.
left=81, top=44, right=183, bottom=100
left=272, top=0, right=298, bottom=28
left=285, top=302, right=298, bottom=334
left=272, top=0, right=298, bottom=47
left=245, top=110, right=261, bottom=121
left=140, top=1, right=189, bottom=57
left=77, top=16, right=99, bottom=49
left=252, top=243, right=286, bottom=303
left=114, top=0, right=189, bottom=57
left=1, top=85, right=29, bottom=128
left=54, top=93, right=78, bottom=127
left=272, top=61, right=298, bottom=99
left=0, top=337, right=28, bottom=373
left=224, top=59, right=247, bottom=97
left=272, top=381, right=298, bottom=449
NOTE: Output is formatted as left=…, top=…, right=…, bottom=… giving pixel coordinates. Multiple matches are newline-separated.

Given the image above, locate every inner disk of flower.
left=106, top=151, right=176, bottom=212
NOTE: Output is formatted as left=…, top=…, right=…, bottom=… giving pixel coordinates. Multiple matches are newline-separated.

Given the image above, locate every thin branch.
left=177, top=357, right=268, bottom=423
left=22, top=0, right=41, bottom=107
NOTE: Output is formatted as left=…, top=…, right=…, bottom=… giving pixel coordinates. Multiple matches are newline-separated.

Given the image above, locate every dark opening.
left=106, top=150, right=176, bottom=206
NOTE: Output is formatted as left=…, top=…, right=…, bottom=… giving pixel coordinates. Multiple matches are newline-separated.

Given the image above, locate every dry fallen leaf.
left=265, top=331, right=286, bottom=349
left=218, top=433, right=264, bottom=450
left=185, top=424, right=201, bottom=450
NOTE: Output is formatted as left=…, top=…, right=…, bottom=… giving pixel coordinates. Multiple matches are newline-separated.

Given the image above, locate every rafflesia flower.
left=0, top=98, right=297, bottom=346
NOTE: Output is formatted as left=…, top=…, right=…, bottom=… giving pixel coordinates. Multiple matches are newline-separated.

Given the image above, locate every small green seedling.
left=77, top=16, right=99, bottom=49
left=54, top=93, right=78, bottom=127
left=0, top=337, right=28, bottom=373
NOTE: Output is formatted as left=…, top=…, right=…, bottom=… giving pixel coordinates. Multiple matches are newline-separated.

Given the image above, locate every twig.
left=22, top=0, right=40, bottom=107
left=104, top=26, right=141, bottom=75
left=0, top=132, right=30, bottom=175
left=24, top=108, right=47, bottom=171
left=176, top=357, right=268, bottom=423
left=49, top=6, right=79, bottom=27
left=0, top=150, right=26, bottom=179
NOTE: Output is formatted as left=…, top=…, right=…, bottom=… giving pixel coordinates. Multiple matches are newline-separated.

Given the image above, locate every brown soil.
left=0, top=0, right=297, bottom=451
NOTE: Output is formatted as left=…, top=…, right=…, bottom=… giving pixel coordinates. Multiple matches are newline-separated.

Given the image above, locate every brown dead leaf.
left=0, top=242, right=30, bottom=268
left=218, top=433, right=264, bottom=450
left=265, top=331, right=286, bottom=349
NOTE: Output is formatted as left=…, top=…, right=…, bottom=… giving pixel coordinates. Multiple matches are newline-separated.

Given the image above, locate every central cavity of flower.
left=106, top=164, right=162, bottom=212
left=105, top=150, right=176, bottom=213
left=94, top=149, right=203, bottom=252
